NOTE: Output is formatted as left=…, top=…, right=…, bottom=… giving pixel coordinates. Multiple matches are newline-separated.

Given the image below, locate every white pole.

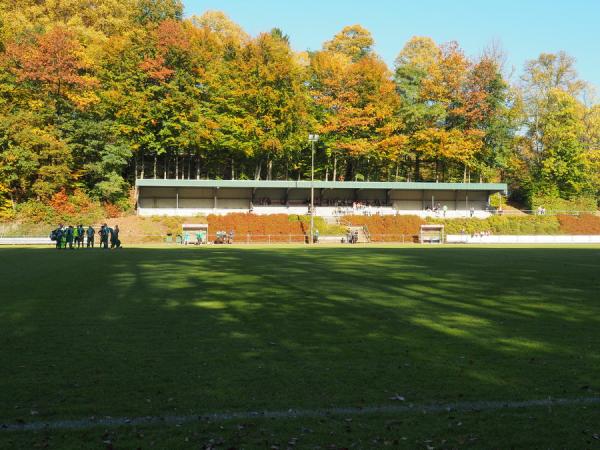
left=310, top=140, right=314, bottom=245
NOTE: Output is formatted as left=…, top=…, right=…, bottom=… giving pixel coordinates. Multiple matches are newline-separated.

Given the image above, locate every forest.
left=0, top=0, right=598, bottom=220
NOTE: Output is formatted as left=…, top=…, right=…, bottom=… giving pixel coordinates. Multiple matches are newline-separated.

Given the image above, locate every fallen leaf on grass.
left=389, top=394, right=405, bottom=401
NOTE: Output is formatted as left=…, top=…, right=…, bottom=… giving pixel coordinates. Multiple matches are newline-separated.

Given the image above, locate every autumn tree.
left=534, top=89, right=591, bottom=198
left=310, top=39, right=399, bottom=181
left=323, top=25, right=374, bottom=62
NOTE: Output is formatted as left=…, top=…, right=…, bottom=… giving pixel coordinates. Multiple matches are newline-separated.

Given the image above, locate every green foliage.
left=0, top=183, right=13, bottom=221
left=16, top=190, right=106, bottom=225
left=292, top=215, right=346, bottom=235
left=431, top=215, right=561, bottom=235
left=488, top=192, right=504, bottom=208
left=529, top=194, right=597, bottom=213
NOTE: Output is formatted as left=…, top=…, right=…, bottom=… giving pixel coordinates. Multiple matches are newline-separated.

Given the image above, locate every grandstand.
left=135, top=179, right=507, bottom=218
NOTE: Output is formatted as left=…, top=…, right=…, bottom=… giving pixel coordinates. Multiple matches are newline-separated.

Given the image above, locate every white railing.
left=0, top=237, right=53, bottom=245
left=447, top=234, right=600, bottom=244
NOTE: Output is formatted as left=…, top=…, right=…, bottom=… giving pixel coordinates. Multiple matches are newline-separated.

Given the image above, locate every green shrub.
left=489, top=193, right=505, bottom=209
left=293, top=215, right=346, bottom=235
left=15, top=190, right=105, bottom=225
left=16, top=201, right=57, bottom=224
left=431, top=215, right=561, bottom=235
left=530, top=195, right=597, bottom=213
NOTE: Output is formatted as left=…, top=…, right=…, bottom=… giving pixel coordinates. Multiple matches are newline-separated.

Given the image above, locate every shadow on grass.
left=0, top=246, right=599, bottom=421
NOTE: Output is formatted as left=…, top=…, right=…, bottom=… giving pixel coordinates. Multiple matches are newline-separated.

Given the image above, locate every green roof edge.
left=136, top=179, right=507, bottom=193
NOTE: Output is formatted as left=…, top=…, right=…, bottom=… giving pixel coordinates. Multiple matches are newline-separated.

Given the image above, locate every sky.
left=183, top=0, right=600, bottom=92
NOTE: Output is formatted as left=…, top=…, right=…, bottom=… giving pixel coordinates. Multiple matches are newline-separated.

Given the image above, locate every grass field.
left=1, top=245, right=599, bottom=449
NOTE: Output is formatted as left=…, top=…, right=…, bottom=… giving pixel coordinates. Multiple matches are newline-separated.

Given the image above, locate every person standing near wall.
left=77, top=225, right=85, bottom=248
left=72, top=225, right=79, bottom=248
left=111, top=225, right=121, bottom=248
left=52, top=224, right=64, bottom=249
left=86, top=225, right=95, bottom=248
left=100, top=224, right=109, bottom=249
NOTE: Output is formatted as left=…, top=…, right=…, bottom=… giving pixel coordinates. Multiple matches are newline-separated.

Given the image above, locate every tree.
left=135, top=0, right=183, bottom=25
left=310, top=47, right=399, bottom=181
left=323, top=25, right=374, bottom=61
left=4, top=26, right=94, bottom=109
left=394, top=37, right=445, bottom=180
left=536, top=89, right=591, bottom=198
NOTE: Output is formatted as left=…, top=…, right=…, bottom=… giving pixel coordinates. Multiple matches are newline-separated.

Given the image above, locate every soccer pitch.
left=1, top=246, right=599, bottom=448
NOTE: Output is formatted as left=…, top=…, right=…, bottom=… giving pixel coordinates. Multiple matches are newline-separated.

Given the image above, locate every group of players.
left=50, top=223, right=121, bottom=249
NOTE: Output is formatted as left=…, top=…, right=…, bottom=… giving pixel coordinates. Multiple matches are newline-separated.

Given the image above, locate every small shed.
left=182, top=223, right=209, bottom=244
left=420, top=224, right=445, bottom=244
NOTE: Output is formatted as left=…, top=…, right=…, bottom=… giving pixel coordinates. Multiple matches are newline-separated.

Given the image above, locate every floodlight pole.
left=308, top=134, right=319, bottom=245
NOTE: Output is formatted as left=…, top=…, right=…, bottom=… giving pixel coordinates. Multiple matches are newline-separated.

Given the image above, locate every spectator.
left=470, top=207, right=475, bottom=218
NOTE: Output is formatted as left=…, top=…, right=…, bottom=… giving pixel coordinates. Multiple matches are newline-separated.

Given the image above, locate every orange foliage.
left=557, top=214, right=600, bottom=234
left=6, top=27, right=92, bottom=92
left=157, top=19, right=191, bottom=52
left=207, top=213, right=304, bottom=238
left=104, top=203, right=122, bottom=218
left=344, top=215, right=425, bottom=241
left=139, top=55, right=174, bottom=81
left=49, top=189, right=76, bottom=215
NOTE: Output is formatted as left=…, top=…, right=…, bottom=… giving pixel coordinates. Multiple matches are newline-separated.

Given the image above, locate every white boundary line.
left=1, top=397, right=599, bottom=432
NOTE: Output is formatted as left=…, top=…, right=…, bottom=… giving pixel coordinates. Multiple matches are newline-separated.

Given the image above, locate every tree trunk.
left=164, top=155, right=168, bottom=179
left=231, top=157, right=235, bottom=180
left=333, top=154, right=337, bottom=182
left=414, top=155, right=420, bottom=181
left=267, top=158, right=273, bottom=180
left=345, top=159, right=354, bottom=181
left=175, top=156, right=179, bottom=179
left=254, top=162, right=262, bottom=180
left=395, top=161, right=399, bottom=181
left=196, top=153, right=200, bottom=180
left=153, top=155, right=157, bottom=179
left=463, top=164, right=467, bottom=183
left=325, top=158, right=329, bottom=182
left=140, top=151, right=145, bottom=179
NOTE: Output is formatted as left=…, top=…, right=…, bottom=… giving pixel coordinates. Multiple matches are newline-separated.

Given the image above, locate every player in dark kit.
left=86, top=225, right=95, bottom=248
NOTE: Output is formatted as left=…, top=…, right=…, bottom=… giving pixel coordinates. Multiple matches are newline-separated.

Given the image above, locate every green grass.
left=1, top=245, right=599, bottom=448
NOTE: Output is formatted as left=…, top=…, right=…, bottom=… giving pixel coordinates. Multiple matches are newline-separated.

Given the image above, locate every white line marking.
left=2, top=397, right=599, bottom=432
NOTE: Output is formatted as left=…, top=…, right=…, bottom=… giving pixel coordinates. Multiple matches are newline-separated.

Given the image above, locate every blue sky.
left=183, top=0, right=599, bottom=91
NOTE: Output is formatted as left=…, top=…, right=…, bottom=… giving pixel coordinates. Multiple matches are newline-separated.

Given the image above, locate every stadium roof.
left=136, top=179, right=507, bottom=193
